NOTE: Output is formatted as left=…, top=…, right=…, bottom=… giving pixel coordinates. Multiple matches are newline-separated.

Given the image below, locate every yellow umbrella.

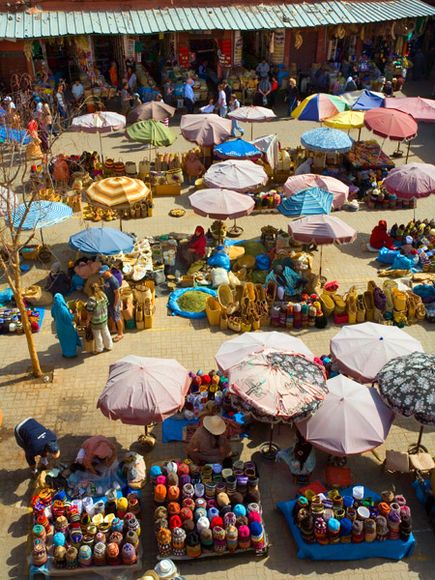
left=87, top=176, right=151, bottom=230
left=324, top=111, right=365, bottom=140
left=87, top=176, right=150, bottom=207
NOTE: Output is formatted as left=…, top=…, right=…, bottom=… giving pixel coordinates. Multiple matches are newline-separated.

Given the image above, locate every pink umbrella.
left=283, top=174, right=349, bottom=209
left=288, top=215, right=357, bottom=276
left=385, top=97, right=435, bottom=123
left=204, top=159, right=268, bottom=192
left=330, top=322, right=424, bottom=383
left=97, top=355, right=190, bottom=426
left=228, top=106, right=276, bottom=139
left=216, top=331, right=314, bottom=373
left=383, top=163, right=435, bottom=199
left=180, top=113, right=232, bottom=146
left=296, top=375, right=394, bottom=456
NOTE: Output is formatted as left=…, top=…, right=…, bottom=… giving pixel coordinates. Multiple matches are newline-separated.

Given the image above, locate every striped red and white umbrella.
left=87, top=176, right=150, bottom=208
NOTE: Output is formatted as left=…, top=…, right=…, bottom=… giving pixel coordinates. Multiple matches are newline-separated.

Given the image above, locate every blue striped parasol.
left=301, top=127, right=353, bottom=153
left=278, top=187, right=333, bottom=217
left=10, top=201, right=72, bottom=230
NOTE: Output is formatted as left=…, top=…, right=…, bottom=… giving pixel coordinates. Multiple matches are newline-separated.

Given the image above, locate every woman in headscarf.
left=180, top=226, right=207, bottom=266
left=51, top=293, right=81, bottom=358
left=369, top=220, right=394, bottom=250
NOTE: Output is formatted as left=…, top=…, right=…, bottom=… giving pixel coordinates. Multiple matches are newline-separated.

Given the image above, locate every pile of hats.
left=184, top=369, right=229, bottom=420
left=294, top=486, right=412, bottom=545
left=151, top=459, right=267, bottom=558
left=31, top=487, right=141, bottom=568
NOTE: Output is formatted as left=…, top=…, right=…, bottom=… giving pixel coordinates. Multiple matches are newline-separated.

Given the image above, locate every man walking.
left=184, top=78, right=195, bottom=113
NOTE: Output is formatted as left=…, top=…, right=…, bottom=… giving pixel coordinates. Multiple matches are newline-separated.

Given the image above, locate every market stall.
left=29, top=437, right=145, bottom=574
left=278, top=485, right=416, bottom=561
left=151, top=459, right=269, bottom=560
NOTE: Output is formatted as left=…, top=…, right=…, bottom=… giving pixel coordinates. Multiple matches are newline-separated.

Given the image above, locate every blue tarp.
left=69, top=227, right=134, bottom=255
left=278, top=187, right=333, bottom=217
left=167, top=287, right=217, bottom=319
left=352, top=90, right=385, bottom=111
left=214, top=139, right=261, bottom=159
left=277, top=485, right=416, bottom=561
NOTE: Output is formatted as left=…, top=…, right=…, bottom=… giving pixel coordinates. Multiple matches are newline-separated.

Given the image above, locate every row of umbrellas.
left=97, top=325, right=434, bottom=457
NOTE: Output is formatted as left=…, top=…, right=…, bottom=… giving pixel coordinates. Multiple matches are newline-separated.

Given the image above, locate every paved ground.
left=0, top=79, right=434, bottom=579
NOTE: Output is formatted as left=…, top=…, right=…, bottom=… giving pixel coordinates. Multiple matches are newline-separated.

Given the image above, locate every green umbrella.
left=126, top=119, right=176, bottom=147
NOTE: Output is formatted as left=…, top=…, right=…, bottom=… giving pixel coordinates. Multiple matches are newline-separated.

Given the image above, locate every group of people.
left=51, top=263, right=124, bottom=359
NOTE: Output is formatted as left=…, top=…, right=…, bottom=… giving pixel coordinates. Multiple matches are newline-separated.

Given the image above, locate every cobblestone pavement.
left=0, top=81, right=434, bottom=579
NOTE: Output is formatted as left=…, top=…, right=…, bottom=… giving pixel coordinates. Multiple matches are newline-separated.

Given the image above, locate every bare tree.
left=0, top=88, right=71, bottom=378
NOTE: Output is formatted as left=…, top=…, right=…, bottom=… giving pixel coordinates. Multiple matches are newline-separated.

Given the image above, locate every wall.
left=0, top=40, right=31, bottom=88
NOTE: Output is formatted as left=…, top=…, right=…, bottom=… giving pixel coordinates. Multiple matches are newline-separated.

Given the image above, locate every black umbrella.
left=377, top=352, right=435, bottom=453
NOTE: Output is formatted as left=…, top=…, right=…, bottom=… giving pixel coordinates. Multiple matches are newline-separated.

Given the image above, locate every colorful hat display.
left=199, top=528, right=214, bottom=549
left=186, top=532, right=201, bottom=558
left=167, top=486, right=180, bottom=502
left=167, top=472, right=179, bottom=487
left=250, top=521, right=265, bottom=550
left=154, top=484, right=167, bottom=503
left=121, top=542, right=137, bottom=565
left=233, top=504, right=247, bottom=518
left=238, top=524, right=251, bottom=549
left=169, top=515, right=182, bottom=530
left=78, top=545, right=92, bottom=567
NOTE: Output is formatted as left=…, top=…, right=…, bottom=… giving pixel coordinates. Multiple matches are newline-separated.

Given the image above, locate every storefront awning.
left=0, top=2, right=434, bottom=39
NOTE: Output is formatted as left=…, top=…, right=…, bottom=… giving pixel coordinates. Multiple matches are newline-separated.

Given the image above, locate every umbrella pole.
left=319, top=245, right=323, bottom=278
left=98, top=132, right=104, bottom=163
left=250, top=124, right=253, bottom=141
left=358, top=127, right=361, bottom=142
left=260, top=423, right=280, bottom=460
left=370, top=448, right=382, bottom=462
left=119, top=217, right=123, bottom=232
left=405, top=141, right=411, bottom=163
left=408, top=425, right=427, bottom=454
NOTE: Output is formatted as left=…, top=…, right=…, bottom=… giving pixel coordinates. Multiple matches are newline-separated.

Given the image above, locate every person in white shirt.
left=200, top=98, right=215, bottom=114
left=71, top=80, right=84, bottom=102
left=216, top=83, right=227, bottom=117
left=229, top=95, right=244, bottom=136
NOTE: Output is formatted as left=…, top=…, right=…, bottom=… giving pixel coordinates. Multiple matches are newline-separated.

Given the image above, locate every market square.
left=0, top=3, right=434, bottom=579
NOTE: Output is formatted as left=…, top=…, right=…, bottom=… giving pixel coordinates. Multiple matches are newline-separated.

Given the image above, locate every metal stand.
left=227, top=219, right=243, bottom=237
left=260, top=423, right=280, bottom=460
left=408, top=425, right=428, bottom=455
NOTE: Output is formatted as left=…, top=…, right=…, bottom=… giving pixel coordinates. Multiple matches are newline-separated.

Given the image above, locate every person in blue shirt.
left=14, top=418, right=60, bottom=475
left=184, top=78, right=195, bottom=113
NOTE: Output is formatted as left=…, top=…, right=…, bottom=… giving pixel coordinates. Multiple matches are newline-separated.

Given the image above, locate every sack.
left=122, top=298, right=134, bottom=321
left=23, top=285, right=53, bottom=306
left=210, top=268, right=229, bottom=288
left=377, top=247, right=399, bottom=265
left=256, top=254, right=271, bottom=271
left=373, top=287, right=387, bottom=311
left=391, top=254, right=414, bottom=271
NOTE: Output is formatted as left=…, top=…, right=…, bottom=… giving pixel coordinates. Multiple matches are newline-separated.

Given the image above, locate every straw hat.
left=143, top=571, right=159, bottom=580
left=203, top=415, right=226, bottom=436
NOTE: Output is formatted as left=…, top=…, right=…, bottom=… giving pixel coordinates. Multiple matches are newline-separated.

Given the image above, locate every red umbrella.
left=364, top=108, right=417, bottom=141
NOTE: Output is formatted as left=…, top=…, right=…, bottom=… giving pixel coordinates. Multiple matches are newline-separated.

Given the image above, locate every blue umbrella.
left=214, top=139, right=261, bottom=160
left=0, top=125, right=31, bottom=145
left=301, top=127, right=353, bottom=153
left=278, top=187, right=333, bottom=217
left=352, top=90, right=384, bottom=111
left=69, top=227, right=134, bottom=255
left=10, top=200, right=72, bottom=230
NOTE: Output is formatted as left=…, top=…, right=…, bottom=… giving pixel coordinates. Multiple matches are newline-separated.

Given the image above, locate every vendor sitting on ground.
left=46, top=261, right=71, bottom=296
left=276, top=430, right=316, bottom=482
left=368, top=220, right=395, bottom=251
left=71, top=435, right=116, bottom=475
left=179, top=225, right=207, bottom=267
left=14, top=417, right=60, bottom=476
left=186, top=415, right=232, bottom=465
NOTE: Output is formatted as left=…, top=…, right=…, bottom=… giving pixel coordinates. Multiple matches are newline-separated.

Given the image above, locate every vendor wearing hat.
left=186, top=416, right=232, bottom=465
left=14, top=417, right=60, bottom=476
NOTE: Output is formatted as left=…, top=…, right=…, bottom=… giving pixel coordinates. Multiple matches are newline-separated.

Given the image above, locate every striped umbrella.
left=277, top=187, right=333, bottom=217
left=292, top=93, right=347, bottom=122
left=283, top=174, right=349, bottom=209
left=127, top=101, right=176, bottom=124
left=301, top=127, right=353, bottom=153
left=127, top=119, right=176, bottom=146
left=87, top=176, right=150, bottom=208
left=10, top=200, right=72, bottom=230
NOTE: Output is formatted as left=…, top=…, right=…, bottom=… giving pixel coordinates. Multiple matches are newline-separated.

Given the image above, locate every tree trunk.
left=12, top=250, right=43, bottom=378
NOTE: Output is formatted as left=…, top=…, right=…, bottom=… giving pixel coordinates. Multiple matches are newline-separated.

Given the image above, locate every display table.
left=346, top=141, right=395, bottom=171
left=277, top=484, right=416, bottom=561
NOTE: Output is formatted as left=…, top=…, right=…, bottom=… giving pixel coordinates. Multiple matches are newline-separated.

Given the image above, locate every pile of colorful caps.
left=30, top=487, right=141, bottom=568
left=151, top=459, right=267, bottom=558
left=294, top=486, right=412, bottom=545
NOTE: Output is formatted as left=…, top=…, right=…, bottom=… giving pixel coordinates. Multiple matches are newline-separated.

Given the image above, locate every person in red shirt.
left=369, top=220, right=395, bottom=250
left=180, top=226, right=207, bottom=266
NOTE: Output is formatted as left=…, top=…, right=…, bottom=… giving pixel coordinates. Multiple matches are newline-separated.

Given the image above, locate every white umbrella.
left=204, top=160, right=268, bottom=192
left=330, top=322, right=424, bottom=383
left=71, top=111, right=126, bottom=159
left=216, top=331, right=314, bottom=372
